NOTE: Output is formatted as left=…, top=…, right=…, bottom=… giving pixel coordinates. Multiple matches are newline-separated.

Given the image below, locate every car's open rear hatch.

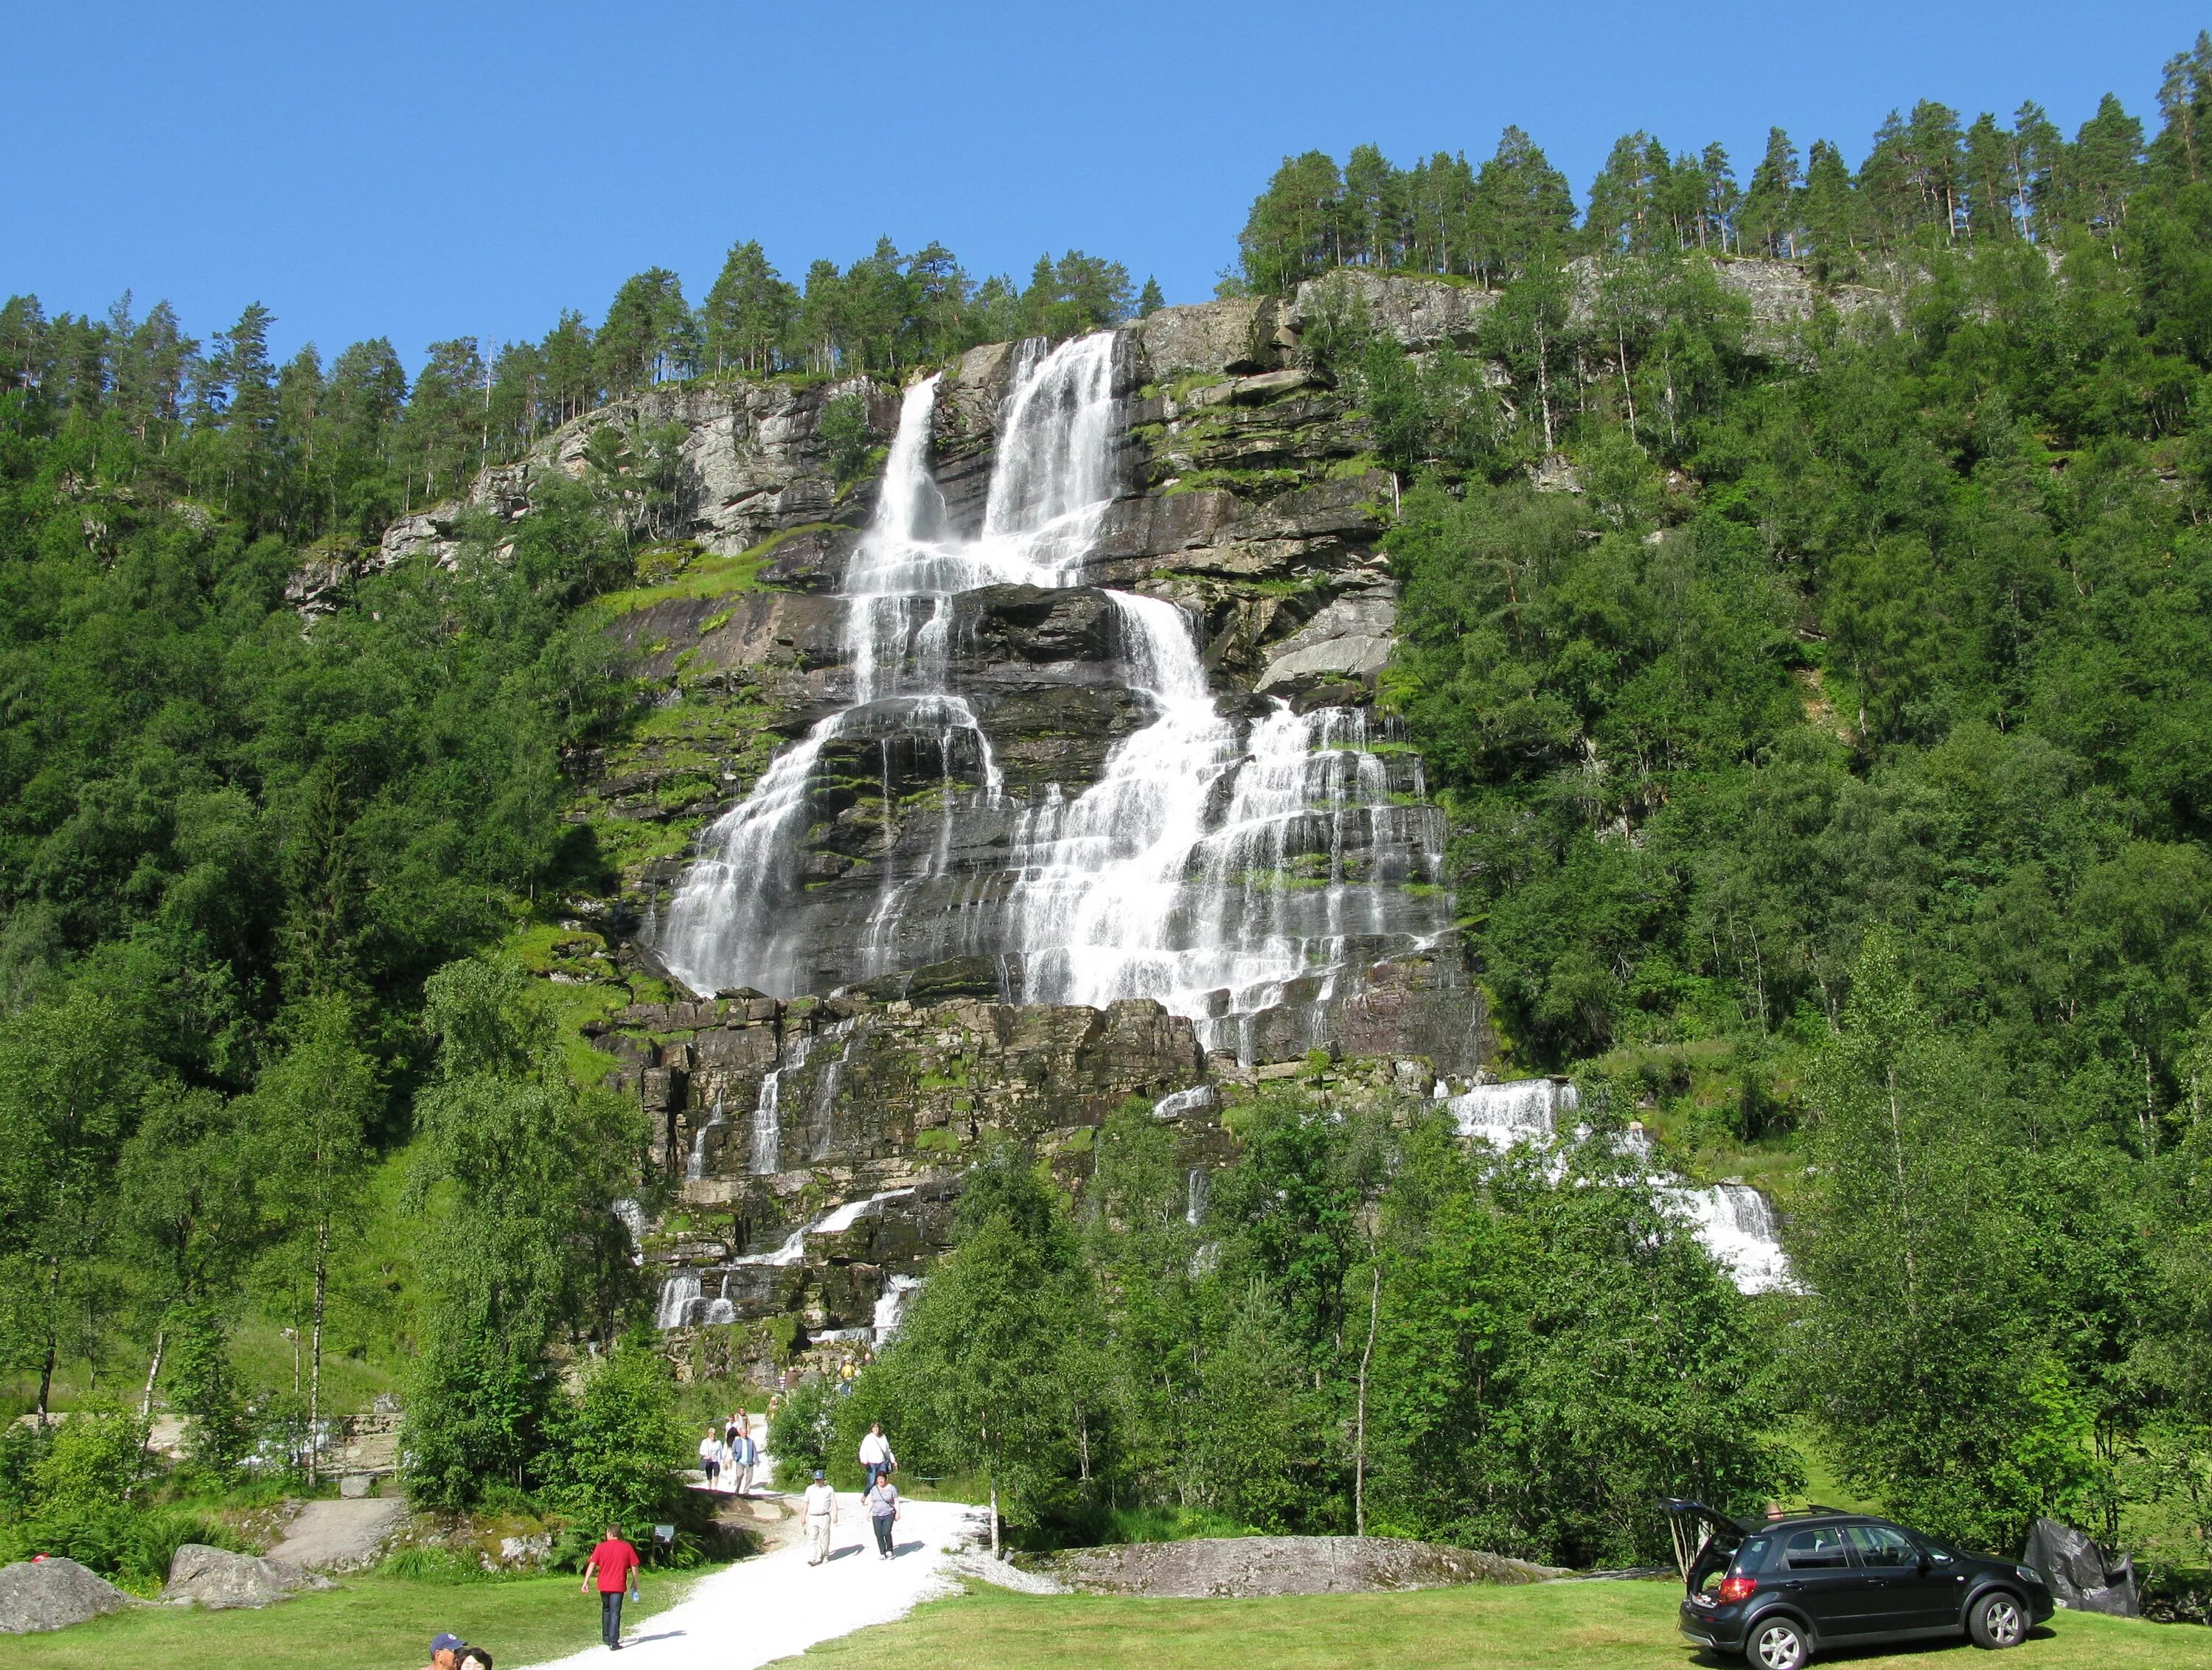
left=1662, top=1499, right=1750, bottom=1592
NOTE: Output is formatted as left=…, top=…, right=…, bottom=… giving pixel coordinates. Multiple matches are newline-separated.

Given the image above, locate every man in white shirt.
left=858, top=1422, right=896, bottom=1488
left=803, top=1469, right=838, bottom=1565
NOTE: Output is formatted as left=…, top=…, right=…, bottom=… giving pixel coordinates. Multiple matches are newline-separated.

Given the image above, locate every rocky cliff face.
left=380, top=268, right=1887, bottom=1373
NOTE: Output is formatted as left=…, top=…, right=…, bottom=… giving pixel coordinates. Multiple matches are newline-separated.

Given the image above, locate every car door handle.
left=1866, top=1579, right=1885, bottom=1587
left=1784, top=1581, right=1804, bottom=1591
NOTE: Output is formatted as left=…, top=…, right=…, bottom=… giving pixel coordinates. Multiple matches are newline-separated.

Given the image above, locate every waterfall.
left=1668, top=1181, right=1795, bottom=1295
left=655, top=1271, right=702, bottom=1329
left=1186, top=1166, right=1211, bottom=1227
left=655, top=328, right=1449, bottom=1057
left=1443, top=1078, right=1578, bottom=1147
left=685, top=1097, right=727, bottom=1182
left=872, top=1273, right=925, bottom=1343
left=1152, top=1085, right=1218, bottom=1120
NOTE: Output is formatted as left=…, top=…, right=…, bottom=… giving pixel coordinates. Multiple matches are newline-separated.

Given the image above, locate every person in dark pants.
left=581, top=1524, right=641, bottom=1650
left=863, top=1475, right=900, bottom=1559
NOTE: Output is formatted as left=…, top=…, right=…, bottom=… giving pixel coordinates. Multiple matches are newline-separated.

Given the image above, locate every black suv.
left=1669, top=1502, right=2054, bottom=1669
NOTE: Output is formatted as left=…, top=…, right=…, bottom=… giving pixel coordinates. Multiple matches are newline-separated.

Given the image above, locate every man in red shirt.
left=580, top=1524, right=642, bottom=1651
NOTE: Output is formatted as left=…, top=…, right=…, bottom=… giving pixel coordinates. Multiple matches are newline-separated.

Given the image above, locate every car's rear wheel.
left=1969, top=1590, right=2028, bottom=1649
left=1748, top=1615, right=1810, bottom=1670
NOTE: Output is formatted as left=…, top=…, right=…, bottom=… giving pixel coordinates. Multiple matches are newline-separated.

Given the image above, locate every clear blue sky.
left=1, top=0, right=2202, bottom=370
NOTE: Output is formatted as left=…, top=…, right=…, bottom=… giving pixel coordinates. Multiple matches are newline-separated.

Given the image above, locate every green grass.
left=800, top=1575, right=2212, bottom=1670
left=0, top=1568, right=699, bottom=1670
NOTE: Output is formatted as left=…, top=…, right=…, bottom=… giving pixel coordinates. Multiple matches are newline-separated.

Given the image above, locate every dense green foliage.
left=0, top=237, right=1140, bottom=534
left=846, top=1100, right=1792, bottom=1566
left=1320, top=33, right=2212, bottom=1556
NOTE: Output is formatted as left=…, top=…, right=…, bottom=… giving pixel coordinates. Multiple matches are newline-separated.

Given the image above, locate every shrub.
left=768, top=1376, right=839, bottom=1489
left=818, top=394, right=874, bottom=486
left=542, top=1334, right=688, bottom=1529
left=0, top=1506, right=237, bottom=1587
left=32, top=1403, right=150, bottom=1511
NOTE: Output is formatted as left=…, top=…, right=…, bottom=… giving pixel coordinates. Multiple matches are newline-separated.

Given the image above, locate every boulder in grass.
left=0, top=1556, right=135, bottom=1634
left=161, top=1543, right=330, bottom=1610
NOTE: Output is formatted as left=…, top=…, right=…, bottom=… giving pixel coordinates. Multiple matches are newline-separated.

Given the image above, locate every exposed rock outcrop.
left=161, top=1544, right=330, bottom=1610
left=1290, top=270, right=1498, bottom=350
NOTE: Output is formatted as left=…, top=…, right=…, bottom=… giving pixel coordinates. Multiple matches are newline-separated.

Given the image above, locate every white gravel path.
left=516, top=1493, right=990, bottom=1670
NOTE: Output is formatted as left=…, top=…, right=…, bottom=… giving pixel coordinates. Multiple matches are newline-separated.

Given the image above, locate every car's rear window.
left=1732, top=1535, right=1771, bottom=1573
left=1781, top=1526, right=1852, bottom=1570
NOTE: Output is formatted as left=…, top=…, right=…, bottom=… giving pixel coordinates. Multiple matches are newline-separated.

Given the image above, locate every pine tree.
left=1739, top=128, right=1803, bottom=257
left=1137, top=276, right=1165, bottom=317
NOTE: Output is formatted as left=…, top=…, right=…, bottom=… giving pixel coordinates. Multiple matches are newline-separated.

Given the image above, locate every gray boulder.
left=162, top=1543, right=330, bottom=1610
left=0, top=1556, right=134, bottom=1634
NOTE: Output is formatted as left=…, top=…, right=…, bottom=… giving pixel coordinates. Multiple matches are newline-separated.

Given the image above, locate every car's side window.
left=1781, top=1527, right=1853, bottom=1570
left=1844, top=1525, right=1917, bottom=1568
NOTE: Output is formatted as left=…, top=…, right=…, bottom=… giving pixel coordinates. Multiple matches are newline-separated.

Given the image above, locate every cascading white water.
left=656, top=328, right=1448, bottom=1057
left=1667, top=1181, right=1795, bottom=1295
left=1444, top=1079, right=1579, bottom=1147
left=1439, top=1075, right=1795, bottom=1295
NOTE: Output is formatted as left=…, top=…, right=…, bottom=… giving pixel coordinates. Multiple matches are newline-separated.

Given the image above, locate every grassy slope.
left=0, top=1569, right=695, bottom=1670
left=798, top=1579, right=2209, bottom=1670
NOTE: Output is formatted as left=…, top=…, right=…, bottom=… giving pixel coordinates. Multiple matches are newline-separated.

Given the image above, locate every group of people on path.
left=697, top=1410, right=760, bottom=1495
left=425, top=1410, right=910, bottom=1661
left=801, top=1422, right=902, bottom=1565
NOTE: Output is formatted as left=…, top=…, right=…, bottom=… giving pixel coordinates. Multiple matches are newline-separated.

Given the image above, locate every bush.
left=0, top=1506, right=237, bottom=1587
left=377, top=1544, right=506, bottom=1584
left=33, top=1403, right=150, bottom=1511
left=0, top=1421, right=51, bottom=1515
left=768, top=1377, right=839, bottom=1489
left=818, top=394, right=874, bottom=487
left=541, top=1334, right=688, bottom=1528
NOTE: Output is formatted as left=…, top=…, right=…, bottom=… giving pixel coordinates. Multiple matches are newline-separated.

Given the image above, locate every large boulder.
left=162, top=1543, right=330, bottom=1610
left=0, top=1556, right=133, bottom=1634
left=2021, top=1518, right=2138, bottom=1617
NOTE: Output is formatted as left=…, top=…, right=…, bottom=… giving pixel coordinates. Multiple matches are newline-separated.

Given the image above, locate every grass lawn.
left=0, top=1567, right=698, bottom=1670
left=799, top=1576, right=2212, bottom=1670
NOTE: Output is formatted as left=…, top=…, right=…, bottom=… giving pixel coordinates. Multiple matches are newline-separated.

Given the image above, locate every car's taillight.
left=1718, top=1574, right=1758, bottom=1604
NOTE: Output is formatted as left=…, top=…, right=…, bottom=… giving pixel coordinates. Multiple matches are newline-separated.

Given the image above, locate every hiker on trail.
left=859, top=1421, right=896, bottom=1488
left=863, top=1474, right=900, bottom=1559
left=731, top=1421, right=758, bottom=1495
left=582, top=1523, right=641, bottom=1651
left=715, top=1431, right=737, bottom=1494
left=698, top=1427, right=722, bottom=1489
left=425, top=1632, right=469, bottom=1670
left=724, top=1411, right=742, bottom=1452
left=804, top=1468, right=838, bottom=1565
left=838, top=1356, right=857, bottom=1396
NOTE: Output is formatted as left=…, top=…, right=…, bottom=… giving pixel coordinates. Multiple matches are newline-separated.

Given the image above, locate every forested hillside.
left=6, top=28, right=2212, bottom=1582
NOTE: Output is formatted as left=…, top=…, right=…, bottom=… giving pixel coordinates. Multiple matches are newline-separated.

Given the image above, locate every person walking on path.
left=863, top=1475, right=900, bottom=1559
left=803, top=1469, right=838, bottom=1565
left=698, top=1427, right=722, bottom=1490
left=581, top=1524, right=641, bottom=1651
left=858, top=1422, right=896, bottom=1488
left=714, top=1432, right=737, bottom=1495
left=730, top=1420, right=757, bottom=1495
